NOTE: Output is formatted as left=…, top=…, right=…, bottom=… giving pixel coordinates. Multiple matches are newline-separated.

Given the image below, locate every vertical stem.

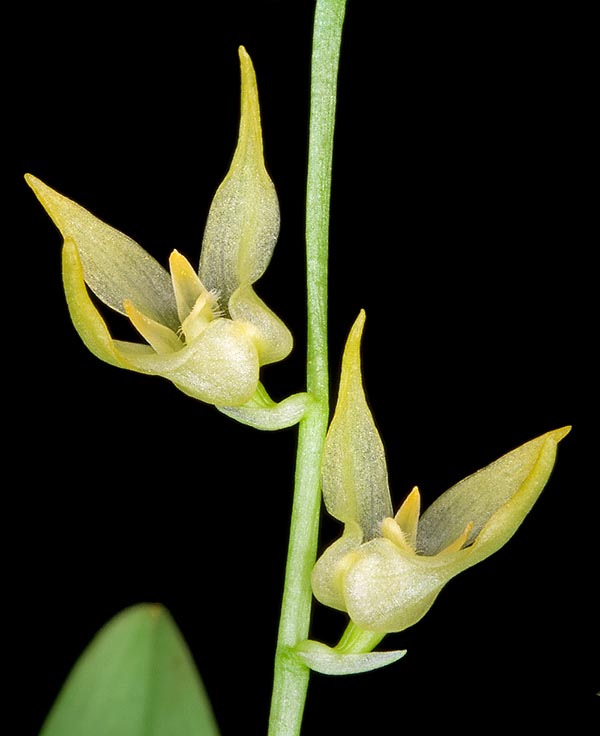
left=268, top=1, right=347, bottom=734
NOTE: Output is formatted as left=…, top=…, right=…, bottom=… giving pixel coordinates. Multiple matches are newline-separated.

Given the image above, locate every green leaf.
left=39, top=604, right=220, bottom=736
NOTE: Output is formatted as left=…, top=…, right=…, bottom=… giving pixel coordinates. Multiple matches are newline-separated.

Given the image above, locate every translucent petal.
left=228, top=283, right=292, bottom=365
left=394, top=486, right=421, bottom=549
left=321, top=311, right=393, bottom=538
left=26, top=174, right=179, bottom=330
left=198, top=47, right=280, bottom=304
left=169, top=250, right=207, bottom=325
left=417, top=426, right=571, bottom=558
left=381, top=517, right=414, bottom=553
left=437, top=521, right=473, bottom=555
left=124, top=300, right=183, bottom=354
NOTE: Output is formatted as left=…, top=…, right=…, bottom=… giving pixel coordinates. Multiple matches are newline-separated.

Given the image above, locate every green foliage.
left=39, top=604, right=220, bottom=736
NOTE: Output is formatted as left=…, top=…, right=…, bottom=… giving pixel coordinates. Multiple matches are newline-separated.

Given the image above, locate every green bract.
left=26, top=47, right=291, bottom=407
left=311, top=310, right=571, bottom=634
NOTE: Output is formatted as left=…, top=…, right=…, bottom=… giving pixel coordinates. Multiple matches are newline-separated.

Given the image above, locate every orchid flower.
left=311, top=310, right=570, bottom=634
left=26, top=47, right=292, bottom=408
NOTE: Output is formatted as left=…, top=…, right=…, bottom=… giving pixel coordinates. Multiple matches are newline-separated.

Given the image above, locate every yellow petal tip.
left=24, top=173, right=51, bottom=207
left=554, top=425, right=572, bottom=441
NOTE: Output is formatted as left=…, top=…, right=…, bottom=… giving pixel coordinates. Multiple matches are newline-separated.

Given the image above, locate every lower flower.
left=312, top=310, right=570, bottom=634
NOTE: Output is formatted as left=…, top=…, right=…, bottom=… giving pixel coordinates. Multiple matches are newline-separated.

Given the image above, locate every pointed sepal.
left=25, top=174, right=179, bottom=329
left=417, top=425, right=573, bottom=562
left=199, top=46, right=280, bottom=304
left=321, top=310, right=392, bottom=538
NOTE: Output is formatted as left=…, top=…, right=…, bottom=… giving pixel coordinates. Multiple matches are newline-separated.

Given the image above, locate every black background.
left=8, top=1, right=598, bottom=733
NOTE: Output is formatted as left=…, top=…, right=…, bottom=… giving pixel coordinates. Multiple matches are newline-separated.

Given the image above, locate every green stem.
left=334, top=621, right=385, bottom=655
left=267, top=1, right=347, bottom=734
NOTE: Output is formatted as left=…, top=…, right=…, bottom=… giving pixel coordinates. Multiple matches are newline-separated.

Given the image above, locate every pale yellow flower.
left=26, top=47, right=291, bottom=407
left=312, top=310, right=570, bottom=634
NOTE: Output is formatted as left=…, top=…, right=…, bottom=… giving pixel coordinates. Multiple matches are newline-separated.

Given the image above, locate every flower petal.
left=228, top=283, right=292, bottom=365
left=198, top=47, right=280, bottom=304
left=26, top=174, right=179, bottom=330
left=321, top=310, right=393, bottom=537
left=169, top=250, right=209, bottom=325
left=417, top=426, right=572, bottom=559
left=394, top=486, right=421, bottom=549
left=124, top=300, right=184, bottom=354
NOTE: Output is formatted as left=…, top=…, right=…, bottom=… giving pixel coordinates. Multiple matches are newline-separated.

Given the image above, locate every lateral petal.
left=169, top=250, right=207, bottom=324
left=124, top=300, right=184, bottom=354
left=394, top=486, right=421, bottom=549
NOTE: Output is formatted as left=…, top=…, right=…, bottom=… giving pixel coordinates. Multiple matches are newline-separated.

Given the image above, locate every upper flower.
left=25, top=47, right=292, bottom=407
left=311, top=310, right=570, bottom=634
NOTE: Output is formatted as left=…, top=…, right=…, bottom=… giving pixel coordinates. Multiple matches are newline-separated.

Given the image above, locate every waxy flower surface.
left=312, top=311, right=570, bottom=634
left=26, top=47, right=291, bottom=407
